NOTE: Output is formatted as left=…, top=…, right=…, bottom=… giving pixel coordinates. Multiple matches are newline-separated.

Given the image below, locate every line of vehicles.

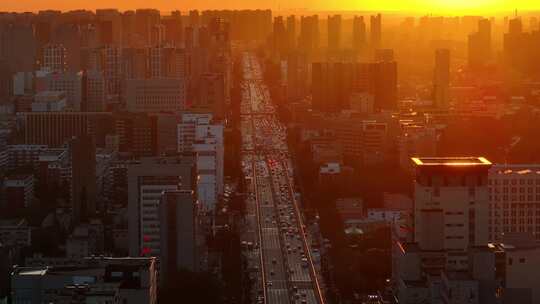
left=240, top=52, right=324, bottom=304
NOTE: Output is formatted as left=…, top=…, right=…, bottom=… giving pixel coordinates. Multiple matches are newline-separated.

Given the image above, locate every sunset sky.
left=1, top=0, right=538, bottom=14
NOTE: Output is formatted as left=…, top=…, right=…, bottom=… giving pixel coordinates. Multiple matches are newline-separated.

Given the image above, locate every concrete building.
left=42, top=43, right=67, bottom=72
left=413, top=157, right=492, bottom=251
left=160, top=190, right=198, bottom=285
left=69, top=136, right=97, bottom=223
left=433, top=49, right=450, bottom=109
left=398, top=122, right=437, bottom=172
left=124, top=78, right=186, bottom=113
left=4, top=175, right=34, bottom=209
left=84, top=70, right=106, bottom=112
left=488, top=164, right=540, bottom=242
left=127, top=157, right=196, bottom=257
left=37, top=71, right=83, bottom=111
left=32, top=91, right=67, bottom=112
left=11, top=257, right=157, bottom=304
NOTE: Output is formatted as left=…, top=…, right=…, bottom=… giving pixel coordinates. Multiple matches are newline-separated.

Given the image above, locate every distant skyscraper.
left=286, top=15, right=296, bottom=50
left=433, top=49, right=450, bottom=109
left=299, top=15, right=320, bottom=54
left=328, top=15, right=342, bottom=52
left=370, top=14, right=382, bottom=50
left=352, top=16, right=367, bottom=52
left=272, top=16, right=288, bottom=57
left=468, top=18, right=491, bottom=70
left=312, top=62, right=354, bottom=113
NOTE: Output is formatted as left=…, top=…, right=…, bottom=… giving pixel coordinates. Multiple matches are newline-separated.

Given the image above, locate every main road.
left=240, top=52, right=325, bottom=304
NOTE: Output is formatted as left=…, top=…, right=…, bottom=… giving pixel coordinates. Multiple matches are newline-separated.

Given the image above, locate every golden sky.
left=1, top=0, right=538, bottom=14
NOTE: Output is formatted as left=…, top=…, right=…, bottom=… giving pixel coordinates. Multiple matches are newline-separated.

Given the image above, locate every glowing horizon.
left=0, top=0, right=538, bottom=15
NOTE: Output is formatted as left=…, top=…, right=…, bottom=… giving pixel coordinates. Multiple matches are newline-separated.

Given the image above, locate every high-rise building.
left=468, top=18, right=491, bottom=70
left=370, top=14, right=382, bottom=50
left=299, top=15, right=320, bottom=54
left=433, top=49, right=450, bottom=109
left=160, top=190, right=198, bottom=285
left=487, top=165, right=540, bottom=242
left=195, top=73, right=226, bottom=118
left=177, top=113, right=224, bottom=211
left=286, top=15, right=296, bottom=50
left=127, top=157, right=196, bottom=257
left=124, top=78, right=186, bottom=112
left=328, top=15, right=342, bottom=52
left=135, top=9, right=161, bottom=46
left=352, top=16, right=367, bottom=52
left=42, top=44, right=67, bottom=72
left=0, top=24, right=36, bottom=72
left=412, top=157, right=492, bottom=251
left=272, top=16, right=288, bottom=57
left=312, top=62, right=354, bottom=113
left=84, top=70, right=106, bottom=112
left=69, top=135, right=97, bottom=223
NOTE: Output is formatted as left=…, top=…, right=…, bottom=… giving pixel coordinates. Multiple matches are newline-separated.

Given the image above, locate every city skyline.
left=1, top=0, right=540, bottom=14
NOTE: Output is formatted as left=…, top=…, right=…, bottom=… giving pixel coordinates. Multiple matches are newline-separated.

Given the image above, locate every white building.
left=488, top=164, right=540, bottom=242
left=37, top=71, right=83, bottom=111
left=177, top=113, right=224, bottom=211
left=413, top=157, right=492, bottom=251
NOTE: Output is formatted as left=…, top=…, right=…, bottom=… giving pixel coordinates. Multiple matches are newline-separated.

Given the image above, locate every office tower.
left=328, top=15, right=342, bottom=52
left=0, top=24, right=36, bottom=72
left=312, top=62, right=354, bottom=113
left=121, top=48, right=148, bottom=79
left=112, top=112, right=158, bottom=157
left=487, top=165, right=540, bottom=242
left=124, top=78, right=186, bottom=113
left=287, top=52, right=306, bottom=102
left=352, top=16, right=367, bottom=52
left=299, top=15, right=320, bottom=53
left=96, top=9, right=123, bottom=46
left=69, top=135, right=97, bottom=223
left=163, top=11, right=183, bottom=47
left=372, top=61, right=398, bottom=111
left=196, top=73, right=226, bottom=118
left=189, top=10, right=201, bottom=28
left=272, top=16, right=288, bottom=57
left=42, top=44, right=67, bottom=72
left=20, top=112, right=112, bottom=147
left=135, top=9, right=161, bottom=46
left=177, top=113, right=224, bottom=211
left=52, top=23, right=82, bottom=72
left=468, top=18, right=491, bottom=69
left=121, top=10, right=137, bottom=46
left=433, top=49, right=450, bottom=109
left=84, top=70, right=106, bottom=112
left=375, top=49, right=394, bottom=62
left=286, top=15, right=296, bottom=50
left=370, top=14, right=382, bottom=49
left=149, top=47, right=187, bottom=79
left=39, top=71, right=83, bottom=110
left=150, top=24, right=166, bottom=47
left=103, top=46, right=122, bottom=95
left=412, top=157, right=492, bottom=251
left=127, top=157, right=195, bottom=257
left=0, top=61, right=12, bottom=100
left=160, top=190, right=198, bottom=285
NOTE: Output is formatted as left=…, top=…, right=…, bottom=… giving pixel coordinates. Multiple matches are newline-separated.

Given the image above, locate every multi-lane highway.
left=240, top=52, right=325, bottom=304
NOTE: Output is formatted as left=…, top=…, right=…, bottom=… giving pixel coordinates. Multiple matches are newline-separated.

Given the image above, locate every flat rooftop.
left=411, top=157, right=492, bottom=167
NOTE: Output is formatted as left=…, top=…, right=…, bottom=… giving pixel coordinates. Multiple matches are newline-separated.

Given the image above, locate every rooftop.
left=412, top=157, right=492, bottom=167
